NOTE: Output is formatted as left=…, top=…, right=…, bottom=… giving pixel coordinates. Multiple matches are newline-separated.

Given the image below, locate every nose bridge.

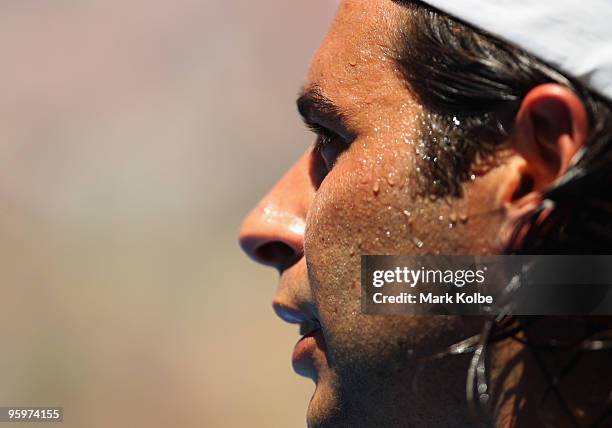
left=239, top=149, right=314, bottom=269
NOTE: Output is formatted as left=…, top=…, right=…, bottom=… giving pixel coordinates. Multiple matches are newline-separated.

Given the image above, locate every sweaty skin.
left=240, top=1, right=533, bottom=427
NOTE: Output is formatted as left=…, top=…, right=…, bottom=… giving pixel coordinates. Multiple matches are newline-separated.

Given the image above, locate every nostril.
left=255, top=241, right=301, bottom=270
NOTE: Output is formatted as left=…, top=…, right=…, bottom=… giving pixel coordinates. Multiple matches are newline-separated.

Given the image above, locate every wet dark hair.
left=394, top=1, right=612, bottom=254
left=391, top=1, right=612, bottom=426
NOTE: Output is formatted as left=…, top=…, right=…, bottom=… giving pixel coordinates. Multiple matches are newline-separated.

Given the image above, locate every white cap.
left=420, top=0, right=612, bottom=101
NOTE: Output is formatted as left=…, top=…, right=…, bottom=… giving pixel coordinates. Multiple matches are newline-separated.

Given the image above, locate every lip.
left=292, top=327, right=323, bottom=379
left=272, top=283, right=324, bottom=380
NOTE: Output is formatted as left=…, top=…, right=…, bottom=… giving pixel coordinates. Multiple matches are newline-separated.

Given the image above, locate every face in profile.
left=239, top=0, right=601, bottom=427
left=240, top=2, right=499, bottom=425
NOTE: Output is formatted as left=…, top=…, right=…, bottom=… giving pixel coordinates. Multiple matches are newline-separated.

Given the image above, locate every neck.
left=491, top=317, right=612, bottom=427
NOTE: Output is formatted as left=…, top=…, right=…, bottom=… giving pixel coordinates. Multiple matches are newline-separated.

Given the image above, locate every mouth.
left=299, top=318, right=322, bottom=336
left=292, top=319, right=323, bottom=379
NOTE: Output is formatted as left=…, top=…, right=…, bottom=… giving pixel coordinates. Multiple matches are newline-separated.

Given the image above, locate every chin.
left=305, top=376, right=380, bottom=428
left=306, top=379, right=349, bottom=428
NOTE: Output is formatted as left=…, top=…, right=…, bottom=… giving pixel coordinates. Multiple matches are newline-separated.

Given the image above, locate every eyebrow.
left=296, top=86, right=354, bottom=138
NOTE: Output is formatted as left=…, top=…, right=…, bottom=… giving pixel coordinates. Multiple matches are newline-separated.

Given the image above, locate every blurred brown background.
left=0, top=1, right=337, bottom=426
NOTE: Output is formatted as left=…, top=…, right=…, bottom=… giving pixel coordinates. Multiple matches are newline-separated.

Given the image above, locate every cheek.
left=302, top=137, right=489, bottom=363
left=303, top=154, right=369, bottom=318
left=304, top=138, right=436, bottom=302
left=303, top=140, right=422, bottom=356
left=305, top=143, right=408, bottom=281
left=306, top=140, right=415, bottom=255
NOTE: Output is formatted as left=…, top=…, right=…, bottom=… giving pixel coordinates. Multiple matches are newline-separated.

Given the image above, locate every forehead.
left=307, top=0, right=409, bottom=121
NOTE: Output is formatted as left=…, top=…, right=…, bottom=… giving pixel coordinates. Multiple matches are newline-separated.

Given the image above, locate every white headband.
left=420, top=0, right=612, bottom=101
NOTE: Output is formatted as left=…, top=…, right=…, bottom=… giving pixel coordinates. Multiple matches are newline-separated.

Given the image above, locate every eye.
left=308, top=125, right=349, bottom=188
left=317, top=130, right=347, bottom=171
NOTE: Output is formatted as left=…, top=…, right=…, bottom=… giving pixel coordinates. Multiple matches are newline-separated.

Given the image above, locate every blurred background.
left=0, top=1, right=337, bottom=426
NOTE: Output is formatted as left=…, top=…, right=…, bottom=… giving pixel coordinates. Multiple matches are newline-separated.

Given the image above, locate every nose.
left=239, top=150, right=314, bottom=271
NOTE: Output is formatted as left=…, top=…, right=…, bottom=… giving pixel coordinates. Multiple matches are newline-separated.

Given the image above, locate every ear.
left=501, top=84, right=589, bottom=215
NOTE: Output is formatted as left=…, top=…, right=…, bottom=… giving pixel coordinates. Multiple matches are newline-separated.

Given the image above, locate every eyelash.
left=304, top=122, right=346, bottom=188
left=306, top=122, right=336, bottom=151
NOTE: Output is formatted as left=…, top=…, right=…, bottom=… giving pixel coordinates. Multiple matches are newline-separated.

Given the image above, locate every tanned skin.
left=240, top=1, right=608, bottom=427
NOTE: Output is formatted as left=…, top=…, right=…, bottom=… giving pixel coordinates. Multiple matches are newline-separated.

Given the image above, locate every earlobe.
left=499, top=156, right=550, bottom=251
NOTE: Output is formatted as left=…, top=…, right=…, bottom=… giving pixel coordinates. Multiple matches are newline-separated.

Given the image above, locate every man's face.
left=240, top=0, right=514, bottom=426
